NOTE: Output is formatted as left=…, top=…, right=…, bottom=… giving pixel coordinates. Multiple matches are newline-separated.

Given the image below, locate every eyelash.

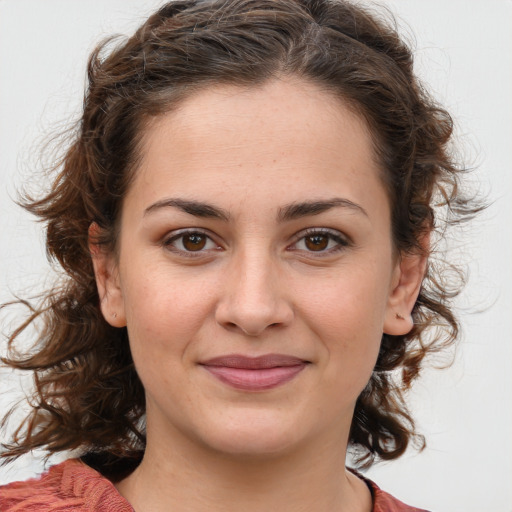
left=288, top=228, right=351, bottom=256
left=162, top=228, right=350, bottom=257
left=163, top=229, right=221, bottom=258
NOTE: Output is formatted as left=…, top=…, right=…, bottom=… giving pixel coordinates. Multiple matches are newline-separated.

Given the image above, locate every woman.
left=0, top=0, right=479, bottom=510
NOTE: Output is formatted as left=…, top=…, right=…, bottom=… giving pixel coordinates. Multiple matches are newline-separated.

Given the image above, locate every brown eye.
left=182, top=233, right=207, bottom=251
left=304, top=234, right=329, bottom=251
left=164, top=231, right=218, bottom=254
left=290, top=229, right=349, bottom=255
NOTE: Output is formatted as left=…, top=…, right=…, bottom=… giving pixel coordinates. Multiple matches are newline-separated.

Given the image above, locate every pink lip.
left=200, top=354, right=309, bottom=391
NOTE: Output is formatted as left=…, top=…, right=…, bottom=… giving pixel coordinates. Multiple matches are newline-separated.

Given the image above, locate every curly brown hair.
left=1, top=0, right=478, bottom=475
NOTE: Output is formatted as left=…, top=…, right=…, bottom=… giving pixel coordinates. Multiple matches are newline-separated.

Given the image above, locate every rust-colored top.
left=0, top=458, right=429, bottom=511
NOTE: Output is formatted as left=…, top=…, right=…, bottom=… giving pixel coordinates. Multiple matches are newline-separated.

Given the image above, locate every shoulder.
left=371, top=483, right=431, bottom=512
left=351, top=469, right=431, bottom=512
left=0, top=458, right=133, bottom=512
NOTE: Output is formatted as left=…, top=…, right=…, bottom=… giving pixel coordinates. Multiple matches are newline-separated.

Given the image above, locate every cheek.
left=119, top=270, right=217, bottom=409
left=300, top=263, right=391, bottom=333
left=120, top=265, right=218, bottom=359
left=298, top=266, right=390, bottom=380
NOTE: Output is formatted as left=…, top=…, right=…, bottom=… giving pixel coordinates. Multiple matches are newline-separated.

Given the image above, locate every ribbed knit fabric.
left=0, top=459, right=133, bottom=511
left=359, top=475, right=430, bottom=512
left=0, top=458, right=429, bottom=511
left=348, top=469, right=430, bottom=512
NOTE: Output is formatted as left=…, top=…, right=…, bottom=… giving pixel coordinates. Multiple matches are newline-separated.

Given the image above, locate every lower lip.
left=202, top=364, right=307, bottom=391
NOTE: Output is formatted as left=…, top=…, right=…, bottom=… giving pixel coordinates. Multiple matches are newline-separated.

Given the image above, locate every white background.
left=0, top=1, right=511, bottom=510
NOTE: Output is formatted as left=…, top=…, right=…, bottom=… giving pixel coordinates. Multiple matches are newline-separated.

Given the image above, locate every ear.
left=89, top=223, right=126, bottom=328
left=383, top=237, right=429, bottom=336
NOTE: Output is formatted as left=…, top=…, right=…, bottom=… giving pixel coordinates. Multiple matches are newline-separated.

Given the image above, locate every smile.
left=200, top=354, right=309, bottom=391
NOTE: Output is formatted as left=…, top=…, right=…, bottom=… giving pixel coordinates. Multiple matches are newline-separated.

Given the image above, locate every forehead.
left=141, top=79, right=375, bottom=161
left=126, top=78, right=388, bottom=219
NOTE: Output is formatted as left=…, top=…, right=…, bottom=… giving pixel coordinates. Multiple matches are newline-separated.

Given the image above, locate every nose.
left=215, top=249, right=294, bottom=337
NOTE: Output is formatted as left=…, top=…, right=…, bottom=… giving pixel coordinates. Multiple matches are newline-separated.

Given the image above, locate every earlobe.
left=88, top=223, right=127, bottom=328
left=383, top=246, right=428, bottom=336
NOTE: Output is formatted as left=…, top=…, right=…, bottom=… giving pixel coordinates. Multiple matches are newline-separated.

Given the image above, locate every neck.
left=114, top=421, right=372, bottom=512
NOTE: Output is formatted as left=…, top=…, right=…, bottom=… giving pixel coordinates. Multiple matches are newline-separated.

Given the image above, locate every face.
left=93, top=79, right=423, bottom=459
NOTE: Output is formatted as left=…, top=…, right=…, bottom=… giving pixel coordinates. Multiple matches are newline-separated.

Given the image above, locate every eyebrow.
left=278, top=198, right=368, bottom=222
left=144, top=198, right=230, bottom=221
left=144, top=196, right=367, bottom=222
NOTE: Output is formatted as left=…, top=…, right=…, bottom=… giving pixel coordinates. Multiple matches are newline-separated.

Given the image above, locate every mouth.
left=199, top=354, right=310, bottom=391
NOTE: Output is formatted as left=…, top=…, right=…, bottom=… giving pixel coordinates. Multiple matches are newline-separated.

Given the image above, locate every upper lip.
left=200, top=354, right=308, bottom=369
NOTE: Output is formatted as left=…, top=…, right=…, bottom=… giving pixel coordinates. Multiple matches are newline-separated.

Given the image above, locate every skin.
left=92, top=78, right=426, bottom=512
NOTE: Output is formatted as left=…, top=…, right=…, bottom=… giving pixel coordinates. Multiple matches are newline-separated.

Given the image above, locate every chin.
left=197, top=412, right=307, bottom=458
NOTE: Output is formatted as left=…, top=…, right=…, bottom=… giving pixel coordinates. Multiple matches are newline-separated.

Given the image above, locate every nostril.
left=215, top=299, right=294, bottom=336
